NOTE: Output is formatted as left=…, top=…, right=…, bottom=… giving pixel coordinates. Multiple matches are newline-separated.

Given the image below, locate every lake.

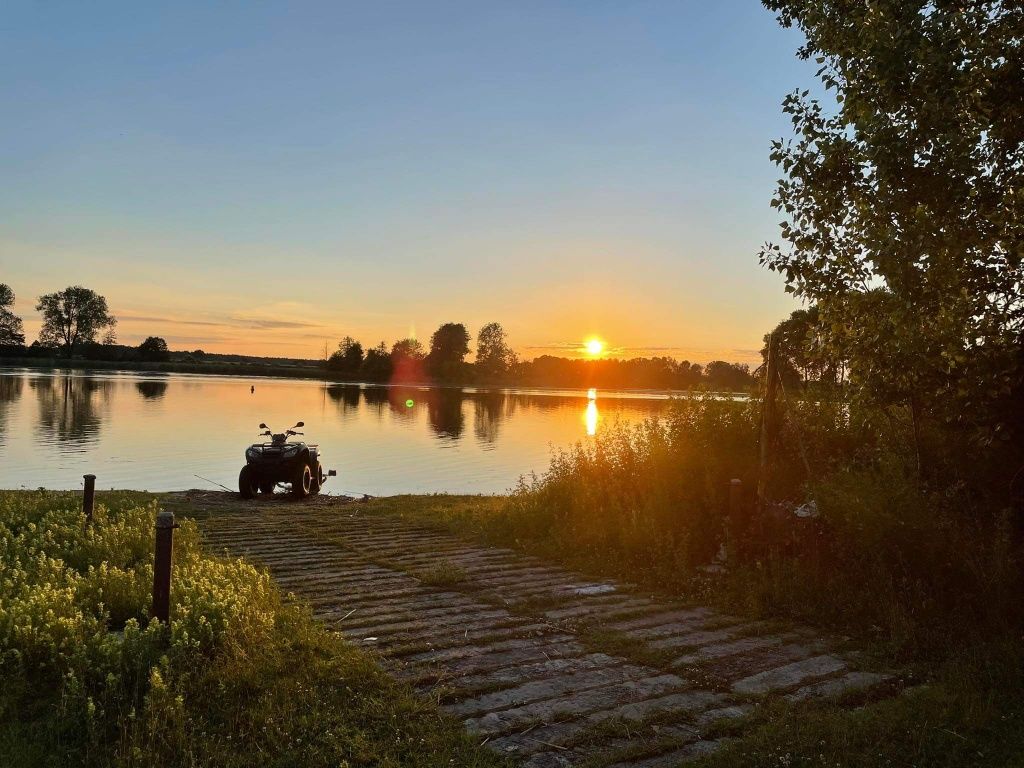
left=0, top=368, right=676, bottom=495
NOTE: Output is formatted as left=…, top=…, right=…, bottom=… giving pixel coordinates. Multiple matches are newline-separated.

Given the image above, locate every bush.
left=502, top=395, right=759, bottom=574
left=463, top=395, right=1022, bottom=658
left=0, top=492, right=277, bottom=759
left=0, top=491, right=503, bottom=768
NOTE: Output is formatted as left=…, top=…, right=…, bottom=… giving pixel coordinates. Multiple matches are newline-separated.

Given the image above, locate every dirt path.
left=179, top=493, right=897, bottom=767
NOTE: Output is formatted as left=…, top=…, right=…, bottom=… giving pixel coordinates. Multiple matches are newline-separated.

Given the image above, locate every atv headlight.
left=282, top=444, right=299, bottom=458
left=246, top=447, right=261, bottom=459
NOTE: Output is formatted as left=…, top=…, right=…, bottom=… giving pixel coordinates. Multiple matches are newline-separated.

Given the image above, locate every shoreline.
left=0, top=358, right=751, bottom=398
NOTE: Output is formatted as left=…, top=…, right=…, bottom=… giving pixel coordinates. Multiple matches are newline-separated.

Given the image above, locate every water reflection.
left=136, top=380, right=169, bottom=400
left=31, top=375, right=112, bottom=449
left=0, top=370, right=676, bottom=493
left=323, top=385, right=643, bottom=444
left=427, top=388, right=465, bottom=439
left=326, top=384, right=362, bottom=416
left=0, top=375, right=24, bottom=445
left=361, top=385, right=389, bottom=414
left=585, top=392, right=599, bottom=436
left=473, top=391, right=516, bottom=446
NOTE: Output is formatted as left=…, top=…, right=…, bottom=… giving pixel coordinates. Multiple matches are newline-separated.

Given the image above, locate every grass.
left=696, top=642, right=1024, bottom=768
left=415, top=560, right=469, bottom=587
left=360, top=494, right=1024, bottom=768
left=345, top=393, right=1024, bottom=767
left=9, top=393, right=1014, bottom=768
left=0, top=490, right=507, bottom=768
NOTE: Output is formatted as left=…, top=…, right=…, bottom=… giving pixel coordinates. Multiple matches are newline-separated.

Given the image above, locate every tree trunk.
left=909, top=392, right=923, bottom=478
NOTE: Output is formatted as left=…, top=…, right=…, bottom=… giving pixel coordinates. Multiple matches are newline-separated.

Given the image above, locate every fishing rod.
left=193, top=474, right=233, bottom=493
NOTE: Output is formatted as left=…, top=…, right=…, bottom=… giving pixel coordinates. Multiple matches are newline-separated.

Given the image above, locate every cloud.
left=116, top=311, right=322, bottom=331
left=235, top=318, right=321, bottom=330
left=118, top=314, right=224, bottom=327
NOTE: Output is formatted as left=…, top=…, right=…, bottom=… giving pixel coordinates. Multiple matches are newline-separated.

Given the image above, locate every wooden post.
left=729, top=478, right=743, bottom=524
left=757, top=334, right=780, bottom=516
left=151, top=511, right=177, bottom=623
left=727, top=477, right=744, bottom=558
left=83, top=474, right=96, bottom=525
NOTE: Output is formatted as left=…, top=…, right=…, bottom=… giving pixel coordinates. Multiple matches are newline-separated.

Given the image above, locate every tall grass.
left=459, top=395, right=1022, bottom=658
left=0, top=490, right=503, bottom=768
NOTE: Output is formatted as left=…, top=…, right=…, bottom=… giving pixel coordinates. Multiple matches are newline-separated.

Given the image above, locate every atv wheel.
left=239, top=466, right=259, bottom=499
left=310, top=462, right=323, bottom=495
left=259, top=481, right=276, bottom=495
left=292, top=463, right=312, bottom=498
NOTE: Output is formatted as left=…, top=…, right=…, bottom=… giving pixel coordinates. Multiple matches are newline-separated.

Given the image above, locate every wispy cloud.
left=117, top=314, right=224, bottom=328
left=117, top=311, right=323, bottom=331
left=237, top=318, right=320, bottom=330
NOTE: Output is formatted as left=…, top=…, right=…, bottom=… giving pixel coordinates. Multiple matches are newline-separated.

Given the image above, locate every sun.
left=583, top=337, right=605, bottom=357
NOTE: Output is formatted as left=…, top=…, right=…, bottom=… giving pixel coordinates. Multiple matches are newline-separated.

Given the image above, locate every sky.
left=0, top=1, right=817, bottom=366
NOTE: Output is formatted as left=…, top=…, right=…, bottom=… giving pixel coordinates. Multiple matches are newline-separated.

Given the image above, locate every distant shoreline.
left=0, top=355, right=330, bottom=382
left=0, top=357, right=752, bottom=398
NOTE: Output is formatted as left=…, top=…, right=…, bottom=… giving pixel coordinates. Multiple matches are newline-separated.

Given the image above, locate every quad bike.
left=238, top=421, right=336, bottom=499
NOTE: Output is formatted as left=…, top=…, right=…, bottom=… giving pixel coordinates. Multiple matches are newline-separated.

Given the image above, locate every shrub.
left=479, top=395, right=1022, bottom=657
left=0, top=491, right=503, bottom=768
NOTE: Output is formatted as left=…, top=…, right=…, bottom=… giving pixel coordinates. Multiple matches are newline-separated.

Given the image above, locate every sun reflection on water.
left=585, top=389, right=599, bottom=436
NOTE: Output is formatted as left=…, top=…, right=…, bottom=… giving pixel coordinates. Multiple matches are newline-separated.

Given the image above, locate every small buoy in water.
left=251, top=385, right=255, bottom=394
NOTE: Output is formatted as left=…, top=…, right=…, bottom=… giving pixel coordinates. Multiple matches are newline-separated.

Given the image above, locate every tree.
left=390, top=338, right=425, bottom=384
left=426, top=322, right=471, bottom=382
left=761, top=1, right=1024, bottom=443
left=327, top=336, right=364, bottom=377
left=361, top=341, right=393, bottom=382
left=475, top=322, right=517, bottom=382
left=0, top=284, right=25, bottom=346
left=138, top=336, right=170, bottom=362
left=36, top=286, right=116, bottom=357
left=703, top=361, right=754, bottom=393
left=760, top=306, right=841, bottom=390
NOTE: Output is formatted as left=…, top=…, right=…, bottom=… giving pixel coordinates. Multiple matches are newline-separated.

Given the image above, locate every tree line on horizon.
left=324, top=321, right=754, bottom=390
left=0, top=284, right=755, bottom=391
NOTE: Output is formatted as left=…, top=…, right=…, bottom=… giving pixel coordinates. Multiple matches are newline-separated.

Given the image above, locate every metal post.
left=83, top=474, right=96, bottom=525
left=151, top=511, right=177, bottom=623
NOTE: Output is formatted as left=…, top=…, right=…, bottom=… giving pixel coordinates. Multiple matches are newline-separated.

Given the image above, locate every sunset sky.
left=1, top=2, right=817, bottom=366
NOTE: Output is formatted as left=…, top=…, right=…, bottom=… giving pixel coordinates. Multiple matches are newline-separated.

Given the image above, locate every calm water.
left=0, top=368, right=673, bottom=495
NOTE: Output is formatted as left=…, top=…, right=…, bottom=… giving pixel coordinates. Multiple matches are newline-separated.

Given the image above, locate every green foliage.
left=36, top=286, right=117, bottom=357
left=696, top=640, right=1024, bottom=768
left=360, top=340, right=392, bottom=382
left=0, top=284, right=25, bottom=346
left=427, top=322, right=472, bottom=382
left=761, top=0, right=1024, bottom=445
left=475, top=397, right=762, bottom=581
left=516, top=355, right=749, bottom=391
left=326, top=336, right=364, bottom=377
left=760, top=306, right=842, bottom=389
left=415, top=560, right=468, bottom=587
left=390, top=338, right=426, bottom=384
left=475, top=322, right=517, bottom=382
left=136, top=337, right=169, bottom=363
left=0, top=491, right=505, bottom=768
left=387, top=395, right=1022, bottom=657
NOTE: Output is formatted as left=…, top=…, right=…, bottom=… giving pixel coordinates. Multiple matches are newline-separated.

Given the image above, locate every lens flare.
left=405, top=399, right=414, bottom=408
